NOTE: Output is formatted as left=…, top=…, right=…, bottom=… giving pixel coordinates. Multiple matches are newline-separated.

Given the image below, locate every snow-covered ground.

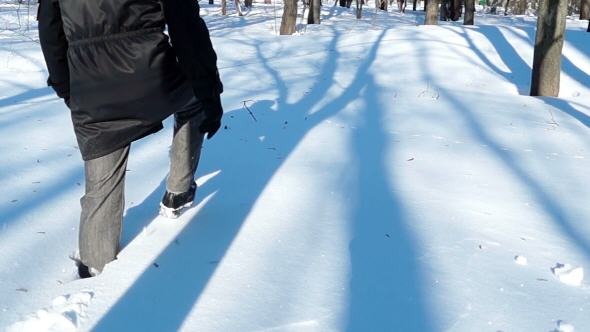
left=1, top=2, right=589, bottom=331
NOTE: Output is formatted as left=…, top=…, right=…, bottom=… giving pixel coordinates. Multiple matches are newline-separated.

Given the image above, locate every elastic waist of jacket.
left=68, top=27, right=163, bottom=47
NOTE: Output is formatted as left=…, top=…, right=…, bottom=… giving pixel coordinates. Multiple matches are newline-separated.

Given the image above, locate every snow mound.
left=6, top=292, right=93, bottom=332
left=552, top=263, right=584, bottom=287
left=514, top=255, right=528, bottom=265
left=557, top=320, right=575, bottom=332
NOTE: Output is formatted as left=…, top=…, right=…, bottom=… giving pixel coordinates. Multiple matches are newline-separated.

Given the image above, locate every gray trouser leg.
left=167, top=98, right=206, bottom=193
left=79, top=145, right=129, bottom=271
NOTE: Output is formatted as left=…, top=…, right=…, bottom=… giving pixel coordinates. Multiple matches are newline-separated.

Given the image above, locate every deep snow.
left=1, top=2, right=589, bottom=331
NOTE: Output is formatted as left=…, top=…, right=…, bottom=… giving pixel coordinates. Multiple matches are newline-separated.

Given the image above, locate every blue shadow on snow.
left=92, top=28, right=434, bottom=331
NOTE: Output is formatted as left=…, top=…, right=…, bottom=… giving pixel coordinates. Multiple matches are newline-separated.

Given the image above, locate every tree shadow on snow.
left=449, top=25, right=589, bottom=97
left=204, top=13, right=272, bottom=34
left=0, top=87, right=53, bottom=109
left=345, top=33, right=434, bottom=332
left=120, top=178, right=167, bottom=247
left=448, top=26, right=531, bottom=95
left=0, top=87, right=83, bottom=229
left=418, top=28, right=590, bottom=263
left=450, top=24, right=590, bottom=132
left=471, top=26, right=590, bottom=131
left=540, top=97, right=590, bottom=130
left=92, top=28, right=434, bottom=331
left=499, top=27, right=590, bottom=91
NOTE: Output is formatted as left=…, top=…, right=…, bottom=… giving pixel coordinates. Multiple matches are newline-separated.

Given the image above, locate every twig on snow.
left=242, top=100, right=258, bottom=122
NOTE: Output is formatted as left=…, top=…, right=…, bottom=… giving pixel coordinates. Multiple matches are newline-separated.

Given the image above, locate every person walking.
left=38, top=0, right=223, bottom=278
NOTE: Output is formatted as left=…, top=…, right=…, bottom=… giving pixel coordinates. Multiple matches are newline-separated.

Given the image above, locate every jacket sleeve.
left=161, top=0, right=223, bottom=100
left=38, top=0, right=70, bottom=100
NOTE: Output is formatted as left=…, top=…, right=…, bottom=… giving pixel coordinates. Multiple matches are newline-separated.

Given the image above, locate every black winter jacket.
left=38, top=0, right=222, bottom=160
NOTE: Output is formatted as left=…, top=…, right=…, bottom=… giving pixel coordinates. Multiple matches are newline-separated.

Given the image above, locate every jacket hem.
left=81, top=123, right=163, bottom=161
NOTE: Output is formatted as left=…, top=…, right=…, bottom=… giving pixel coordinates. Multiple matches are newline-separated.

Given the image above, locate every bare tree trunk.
left=397, top=0, right=406, bottom=12
left=490, top=0, right=500, bottom=14
left=450, top=0, right=461, bottom=20
left=222, top=0, right=227, bottom=14
left=413, top=0, right=417, bottom=11
left=581, top=0, right=590, bottom=20
left=587, top=19, right=590, bottom=31
left=464, top=0, right=475, bottom=24
left=245, top=0, right=253, bottom=7
left=340, top=0, right=347, bottom=6
left=235, top=0, right=244, bottom=15
left=503, top=0, right=510, bottom=15
left=516, top=0, right=526, bottom=15
left=566, top=0, right=576, bottom=16
left=356, top=0, right=364, bottom=18
left=308, top=0, right=321, bottom=23
left=378, top=0, right=388, bottom=10
left=440, top=0, right=449, bottom=20
left=280, top=0, right=298, bottom=34
left=530, top=0, right=568, bottom=97
left=209, top=0, right=214, bottom=4
left=425, top=0, right=439, bottom=23
left=424, top=0, right=428, bottom=11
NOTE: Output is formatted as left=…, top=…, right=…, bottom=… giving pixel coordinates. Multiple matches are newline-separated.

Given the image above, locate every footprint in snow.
left=554, top=320, right=575, bottom=332
left=514, top=255, right=527, bottom=265
left=552, top=263, right=584, bottom=287
left=6, top=291, right=94, bottom=332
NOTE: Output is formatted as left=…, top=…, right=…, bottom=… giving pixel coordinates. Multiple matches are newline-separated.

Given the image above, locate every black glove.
left=47, top=77, right=69, bottom=99
left=200, top=94, right=223, bottom=139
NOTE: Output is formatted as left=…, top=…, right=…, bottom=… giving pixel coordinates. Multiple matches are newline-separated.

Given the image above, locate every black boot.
left=77, top=262, right=93, bottom=279
left=159, top=181, right=197, bottom=219
left=70, top=254, right=98, bottom=279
